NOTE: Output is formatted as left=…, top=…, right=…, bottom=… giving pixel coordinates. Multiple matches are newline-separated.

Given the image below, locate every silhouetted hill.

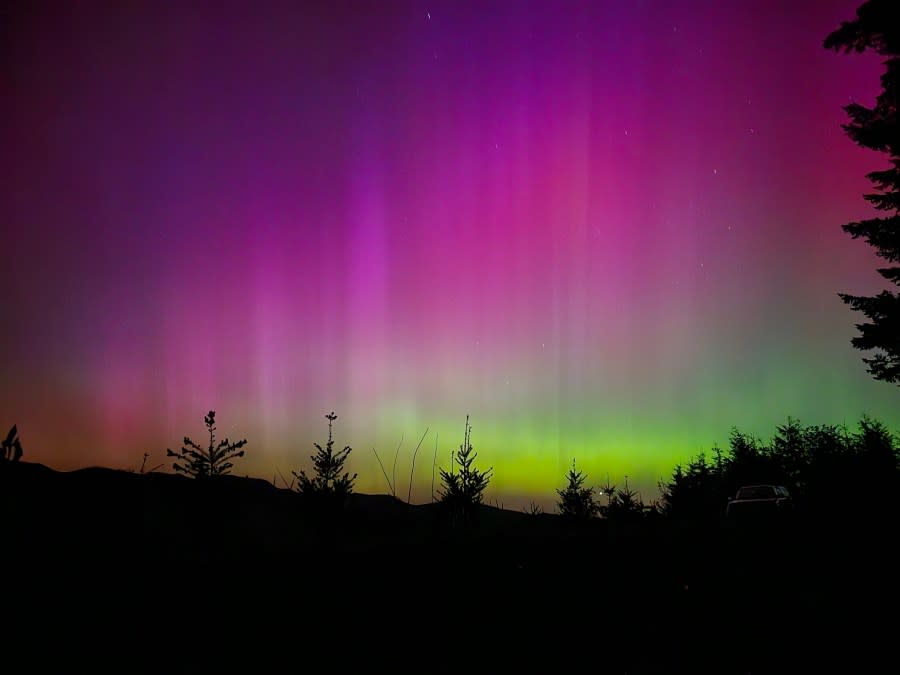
left=1, top=461, right=893, bottom=674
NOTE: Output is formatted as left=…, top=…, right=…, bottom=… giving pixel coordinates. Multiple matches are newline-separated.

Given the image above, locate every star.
left=426, top=11, right=431, bottom=21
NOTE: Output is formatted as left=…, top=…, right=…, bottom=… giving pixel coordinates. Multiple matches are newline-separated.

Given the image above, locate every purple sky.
left=1, top=1, right=893, bottom=506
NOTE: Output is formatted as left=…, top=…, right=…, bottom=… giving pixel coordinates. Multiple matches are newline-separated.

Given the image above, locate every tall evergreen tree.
left=167, top=410, right=247, bottom=478
left=438, top=416, right=492, bottom=524
left=293, top=412, right=356, bottom=498
left=826, top=0, right=900, bottom=383
left=556, top=460, right=598, bottom=519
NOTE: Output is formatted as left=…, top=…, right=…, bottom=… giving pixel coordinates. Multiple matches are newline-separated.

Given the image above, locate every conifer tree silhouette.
left=556, top=460, right=598, bottom=519
left=602, top=476, right=645, bottom=520
left=826, top=0, right=900, bottom=383
left=166, top=410, right=247, bottom=478
left=293, top=412, right=356, bottom=498
left=438, top=415, right=492, bottom=525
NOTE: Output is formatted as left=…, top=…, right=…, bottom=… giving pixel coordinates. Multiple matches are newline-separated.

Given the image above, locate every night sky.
left=2, top=1, right=893, bottom=506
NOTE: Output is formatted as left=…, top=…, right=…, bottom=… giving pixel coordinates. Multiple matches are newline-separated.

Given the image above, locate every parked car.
left=726, top=484, right=793, bottom=521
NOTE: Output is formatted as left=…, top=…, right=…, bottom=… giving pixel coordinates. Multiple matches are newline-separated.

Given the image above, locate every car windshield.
left=736, top=486, right=776, bottom=500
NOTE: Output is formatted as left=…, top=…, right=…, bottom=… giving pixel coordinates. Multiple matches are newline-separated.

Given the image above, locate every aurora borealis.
left=2, top=1, right=896, bottom=507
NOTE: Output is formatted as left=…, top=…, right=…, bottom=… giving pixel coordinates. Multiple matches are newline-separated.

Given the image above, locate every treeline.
left=657, top=416, right=899, bottom=524
left=150, top=410, right=900, bottom=526
left=4, top=411, right=898, bottom=527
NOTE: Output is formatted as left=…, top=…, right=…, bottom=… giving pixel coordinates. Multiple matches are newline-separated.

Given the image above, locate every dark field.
left=2, top=462, right=894, bottom=674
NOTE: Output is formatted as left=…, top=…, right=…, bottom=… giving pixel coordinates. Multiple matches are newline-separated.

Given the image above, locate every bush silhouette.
left=293, top=412, right=356, bottom=502
left=556, top=460, right=598, bottom=519
left=166, top=410, right=248, bottom=478
left=438, top=415, right=492, bottom=525
left=2, top=425, right=23, bottom=463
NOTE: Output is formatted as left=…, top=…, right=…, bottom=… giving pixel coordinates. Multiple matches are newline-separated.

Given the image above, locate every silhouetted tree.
left=167, top=410, right=248, bottom=478
left=2, top=425, right=23, bottom=462
left=657, top=452, right=726, bottom=522
left=848, top=415, right=899, bottom=515
left=826, top=0, right=900, bottom=383
left=599, top=474, right=617, bottom=510
left=293, top=412, right=356, bottom=499
left=724, top=429, right=782, bottom=492
left=438, top=416, right=492, bottom=525
left=556, top=460, right=598, bottom=519
left=602, top=476, right=645, bottom=521
left=770, top=417, right=806, bottom=486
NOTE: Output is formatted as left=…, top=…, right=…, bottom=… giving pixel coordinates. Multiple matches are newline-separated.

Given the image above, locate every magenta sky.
left=2, top=1, right=894, bottom=506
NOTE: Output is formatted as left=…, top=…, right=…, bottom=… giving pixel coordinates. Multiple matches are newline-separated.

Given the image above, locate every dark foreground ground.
left=2, top=462, right=895, bottom=674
